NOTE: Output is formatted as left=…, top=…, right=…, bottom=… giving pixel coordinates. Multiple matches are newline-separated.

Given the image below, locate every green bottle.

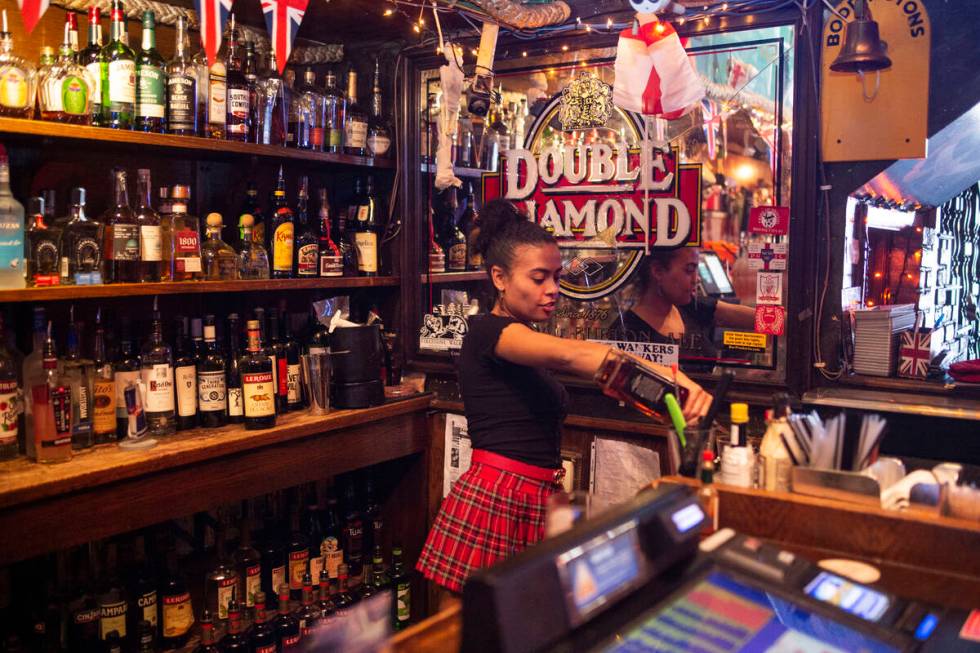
left=101, top=0, right=135, bottom=129
left=134, top=11, right=164, bottom=132
left=81, top=6, right=106, bottom=126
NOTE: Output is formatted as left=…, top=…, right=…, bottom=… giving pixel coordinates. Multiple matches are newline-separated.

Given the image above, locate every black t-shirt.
left=612, top=298, right=719, bottom=363
left=458, top=314, right=569, bottom=468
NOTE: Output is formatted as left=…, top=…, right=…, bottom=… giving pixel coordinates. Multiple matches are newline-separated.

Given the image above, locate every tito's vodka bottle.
left=140, top=299, right=176, bottom=436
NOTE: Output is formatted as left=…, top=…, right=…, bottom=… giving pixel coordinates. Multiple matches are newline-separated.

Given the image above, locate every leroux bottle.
left=135, top=168, right=162, bottom=282
left=81, top=7, right=106, bottom=125
left=204, top=524, right=239, bottom=622
left=367, top=58, right=391, bottom=158
left=91, top=308, right=116, bottom=445
left=140, top=299, right=176, bottom=436
left=159, top=546, right=194, bottom=648
left=0, top=313, right=20, bottom=460
left=172, top=317, right=197, bottom=431
left=135, top=11, right=165, bottom=133
left=241, top=319, right=276, bottom=430
left=225, top=313, right=244, bottom=423
left=222, top=602, right=248, bottom=651
left=294, top=176, right=317, bottom=277
left=317, top=189, right=342, bottom=277
left=0, top=9, right=38, bottom=119
left=322, top=68, right=345, bottom=154
left=197, top=316, right=227, bottom=428
left=26, top=196, right=62, bottom=286
left=234, top=501, right=262, bottom=620
left=101, top=0, right=135, bottom=129
left=104, top=168, right=141, bottom=283
left=61, top=187, right=103, bottom=285
left=61, top=306, right=94, bottom=450
left=166, top=16, right=198, bottom=136
left=296, top=571, right=320, bottom=636
left=273, top=584, right=300, bottom=650
left=269, top=167, right=295, bottom=278
left=0, top=145, right=25, bottom=289
left=249, top=592, right=276, bottom=653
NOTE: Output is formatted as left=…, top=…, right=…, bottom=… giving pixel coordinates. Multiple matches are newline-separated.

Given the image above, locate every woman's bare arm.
left=715, top=301, right=757, bottom=329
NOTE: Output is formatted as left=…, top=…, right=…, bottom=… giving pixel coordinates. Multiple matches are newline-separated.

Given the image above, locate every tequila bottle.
left=202, top=213, right=239, bottom=280
left=39, top=28, right=95, bottom=124
left=101, top=0, right=136, bottom=129
left=238, top=214, right=269, bottom=279
left=0, top=9, right=38, bottom=119
left=135, top=168, right=162, bottom=281
left=140, top=298, right=176, bottom=436
left=26, top=196, right=62, bottom=286
left=162, top=185, right=202, bottom=281
left=60, top=187, right=103, bottom=285
left=135, top=11, right=166, bottom=132
left=61, top=306, right=94, bottom=451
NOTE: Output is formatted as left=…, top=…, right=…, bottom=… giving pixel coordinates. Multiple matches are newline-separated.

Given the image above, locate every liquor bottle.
left=191, top=316, right=204, bottom=357
left=241, top=319, right=276, bottom=429
left=27, top=196, right=62, bottom=286
left=225, top=314, right=244, bottom=423
left=269, top=166, right=295, bottom=278
left=91, top=308, right=116, bottom=445
left=62, top=306, right=95, bottom=450
left=428, top=209, right=445, bottom=274
left=296, top=571, right=320, bottom=636
left=322, top=68, right=346, bottom=154
left=102, top=0, right=136, bottom=129
left=135, top=168, right=163, bottom=281
left=353, top=176, right=380, bottom=276
left=112, top=318, right=139, bottom=440
left=203, top=16, right=232, bottom=140
left=268, top=310, right=288, bottom=416
left=33, top=321, right=73, bottom=463
left=68, top=544, right=101, bottom=649
left=126, top=534, right=158, bottom=636
left=242, top=40, right=259, bottom=137
left=233, top=501, right=262, bottom=619
left=98, top=542, right=129, bottom=643
left=238, top=214, right=270, bottom=279
left=197, top=316, right=227, bottom=428
left=249, top=592, right=276, bottom=653
left=286, top=504, right=309, bottom=600
left=390, top=545, right=410, bottom=630
left=341, top=480, right=364, bottom=578
left=0, top=314, right=19, bottom=460
left=316, top=189, right=342, bottom=277
left=202, top=213, right=239, bottom=280
left=283, top=68, right=299, bottom=147
left=360, top=546, right=390, bottom=603
left=294, top=177, right=318, bottom=278
left=22, top=307, right=46, bottom=459
left=302, top=493, right=325, bottom=583
left=460, top=182, right=482, bottom=269
left=197, top=609, right=219, bottom=652
left=333, top=564, right=355, bottom=614
left=592, top=348, right=687, bottom=420
left=363, top=476, right=383, bottom=557
left=61, top=187, right=103, bottom=285
left=273, top=585, right=300, bottom=651
left=239, top=181, right=265, bottom=248
left=367, top=58, right=391, bottom=158
left=104, top=168, right=141, bottom=283
left=164, top=185, right=203, bottom=280
left=66, top=12, right=80, bottom=55
left=166, top=16, right=198, bottom=135
left=38, top=28, right=94, bottom=124
left=0, top=146, right=24, bottom=289
left=173, top=317, right=197, bottom=431
left=224, top=18, right=249, bottom=142
left=321, top=488, right=343, bottom=580
left=135, top=11, right=165, bottom=132
left=140, top=300, right=176, bottom=436
left=259, top=502, right=287, bottom=605
left=193, top=31, right=210, bottom=138
left=204, top=524, right=239, bottom=623
left=295, top=69, right=324, bottom=150
left=81, top=7, right=106, bottom=125
left=442, top=189, right=467, bottom=272
left=281, top=314, right=302, bottom=411
left=0, top=9, right=38, bottom=119
left=698, top=450, right=719, bottom=534
left=256, top=53, right=286, bottom=146
left=159, top=548, right=194, bottom=649
left=136, top=619, right=155, bottom=652
left=333, top=196, right=358, bottom=277
left=221, top=602, right=248, bottom=651
left=316, top=568, right=335, bottom=623
left=343, top=68, right=368, bottom=156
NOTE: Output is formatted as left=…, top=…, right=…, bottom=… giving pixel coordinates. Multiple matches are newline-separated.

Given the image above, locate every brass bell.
left=830, top=0, right=892, bottom=73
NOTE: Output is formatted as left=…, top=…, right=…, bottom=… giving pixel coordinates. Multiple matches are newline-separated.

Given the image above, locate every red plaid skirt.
left=416, top=457, right=559, bottom=593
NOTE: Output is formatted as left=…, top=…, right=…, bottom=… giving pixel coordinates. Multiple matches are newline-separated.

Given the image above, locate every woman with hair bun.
left=416, top=199, right=711, bottom=604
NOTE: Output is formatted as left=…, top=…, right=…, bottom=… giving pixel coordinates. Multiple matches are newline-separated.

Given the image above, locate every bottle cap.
left=39, top=45, right=55, bottom=57
left=730, top=403, right=749, bottom=424
left=206, top=212, right=223, bottom=227
left=239, top=213, right=254, bottom=227
left=171, top=185, right=191, bottom=199
left=702, top=450, right=714, bottom=462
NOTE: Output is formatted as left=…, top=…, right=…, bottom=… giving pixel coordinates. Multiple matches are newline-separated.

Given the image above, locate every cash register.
left=461, top=485, right=977, bottom=653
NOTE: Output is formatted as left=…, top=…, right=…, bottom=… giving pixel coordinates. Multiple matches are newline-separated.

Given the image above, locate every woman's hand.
left=676, top=371, right=712, bottom=425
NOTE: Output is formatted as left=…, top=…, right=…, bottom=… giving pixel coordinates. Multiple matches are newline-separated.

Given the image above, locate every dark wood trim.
left=419, top=271, right=488, bottom=284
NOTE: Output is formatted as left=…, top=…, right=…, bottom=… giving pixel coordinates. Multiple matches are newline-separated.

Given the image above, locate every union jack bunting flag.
left=261, top=0, right=310, bottom=74
left=16, top=0, right=50, bottom=33
left=193, top=0, right=234, bottom=67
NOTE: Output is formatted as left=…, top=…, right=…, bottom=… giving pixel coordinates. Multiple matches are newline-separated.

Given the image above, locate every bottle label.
left=73, top=606, right=100, bottom=625
left=368, top=134, right=391, bottom=157
left=328, top=128, right=343, bottom=149
left=217, top=577, right=235, bottom=620
left=226, top=87, right=249, bottom=133
left=42, top=76, right=65, bottom=113
left=139, top=225, right=162, bottom=262
left=354, top=232, right=378, bottom=273
left=310, top=127, right=324, bottom=148
left=175, top=365, right=196, bottom=417
left=448, top=243, right=467, bottom=271
left=138, top=591, right=158, bottom=626
left=286, top=364, right=301, bottom=405
left=62, top=75, right=90, bottom=115
left=271, top=565, right=286, bottom=595
left=51, top=385, right=72, bottom=442
left=108, top=59, right=136, bottom=104
left=227, top=386, right=243, bottom=417
left=322, top=537, right=343, bottom=579
left=397, top=582, right=410, bottom=621
left=167, top=74, right=196, bottom=130
left=136, top=65, right=165, bottom=118
left=208, top=73, right=226, bottom=126
left=289, top=550, right=309, bottom=590
left=273, top=222, right=294, bottom=272
left=93, top=378, right=116, bottom=434
left=73, top=236, right=101, bottom=270
left=309, top=555, right=324, bottom=585
left=0, top=66, right=29, bottom=109
left=255, top=645, right=276, bottom=653
left=161, top=592, right=193, bottom=637
left=111, top=224, right=140, bottom=261
left=0, top=380, right=18, bottom=439
left=198, top=370, right=226, bottom=411
left=114, top=370, right=139, bottom=418
left=99, top=600, right=127, bottom=639
left=174, top=229, right=202, bottom=272
left=242, top=372, right=275, bottom=417
left=319, top=254, right=343, bottom=277
left=282, top=634, right=301, bottom=648
left=85, top=62, right=102, bottom=103
left=297, top=243, right=318, bottom=276
left=277, top=357, right=288, bottom=398
left=345, top=119, right=368, bottom=148
left=245, top=566, right=261, bottom=607
left=141, top=364, right=175, bottom=412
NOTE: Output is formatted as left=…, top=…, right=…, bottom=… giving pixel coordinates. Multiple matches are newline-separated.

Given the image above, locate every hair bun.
left=474, top=199, right=525, bottom=260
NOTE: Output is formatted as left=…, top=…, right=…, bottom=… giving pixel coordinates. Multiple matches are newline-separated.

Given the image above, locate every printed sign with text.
left=749, top=206, right=790, bottom=235
left=747, top=242, right=788, bottom=271
left=756, top=272, right=783, bottom=305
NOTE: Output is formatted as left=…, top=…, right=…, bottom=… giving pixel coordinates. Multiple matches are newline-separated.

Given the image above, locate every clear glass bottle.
left=91, top=308, right=116, bottom=445
left=135, top=11, right=165, bottom=133
left=197, top=16, right=232, bottom=139
left=317, top=188, right=342, bottom=277
left=202, top=213, right=239, bottom=280
left=162, top=185, right=202, bottom=281
left=343, top=68, right=368, bottom=156
left=134, top=169, right=162, bottom=282
left=39, top=28, right=95, bottom=124
left=237, top=214, right=269, bottom=279
left=60, top=187, right=103, bottom=285
left=294, top=177, right=318, bottom=277
left=367, top=58, right=391, bottom=158
left=0, top=312, right=20, bottom=460
left=0, top=145, right=25, bottom=289
left=255, top=53, right=286, bottom=146
left=26, top=196, right=62, bottom=286
left=104, top=168, right=141, bottom=283
left=101, top=0, right=135, bottom=129
left=166, top=16, right=198, bottom=136
left=81, top=6, right=106, bottom=126
left=0, top=9, right=38, bottom=119
left=34, top=321, right=72, bottom=464
left=140, top=299, right=176, bottom=436
left=61, top=305, right=94, bottom=450
left=322, top=68, right=345, bottom=154
left=295, top=69, right=324, bottom=150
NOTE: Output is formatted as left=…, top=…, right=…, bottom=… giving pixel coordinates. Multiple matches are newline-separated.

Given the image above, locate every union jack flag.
left=193, top=0, right=234, bottom=67
left=261, top=0, right=310, bottom=74
left=16, top=0, right=49, bottom=33
left=701, top=98, right=721, bottom=160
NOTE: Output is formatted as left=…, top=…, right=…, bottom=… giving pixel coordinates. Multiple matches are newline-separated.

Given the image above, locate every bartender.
left=416, top=200, right=712, bottom=606
left=616, top=247, right=755, bottom=367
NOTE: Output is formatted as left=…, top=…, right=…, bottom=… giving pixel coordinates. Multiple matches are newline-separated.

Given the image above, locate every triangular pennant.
left=16, top=0, right=49, bottom=34
left=193, top=0, right=234, bottom=67
left=261, top=0, right=309, bottom=74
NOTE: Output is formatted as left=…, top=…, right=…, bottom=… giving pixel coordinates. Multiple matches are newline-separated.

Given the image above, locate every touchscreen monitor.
left=804, top=571, right=891, bottom=622
left=703, top=251, right=735, bottom=295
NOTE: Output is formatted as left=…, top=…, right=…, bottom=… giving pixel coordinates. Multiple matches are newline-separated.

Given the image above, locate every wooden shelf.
left=0, top=276, right=401, bottom=303
left=0, top=117, right=396, bottom=168
left=0, top=395, right=431, bottom=564
left=420, top=271, right=486, bottom=284
left=804, top=383, right=980, bottom=421
left=420, top=163, right=489, bottom=180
